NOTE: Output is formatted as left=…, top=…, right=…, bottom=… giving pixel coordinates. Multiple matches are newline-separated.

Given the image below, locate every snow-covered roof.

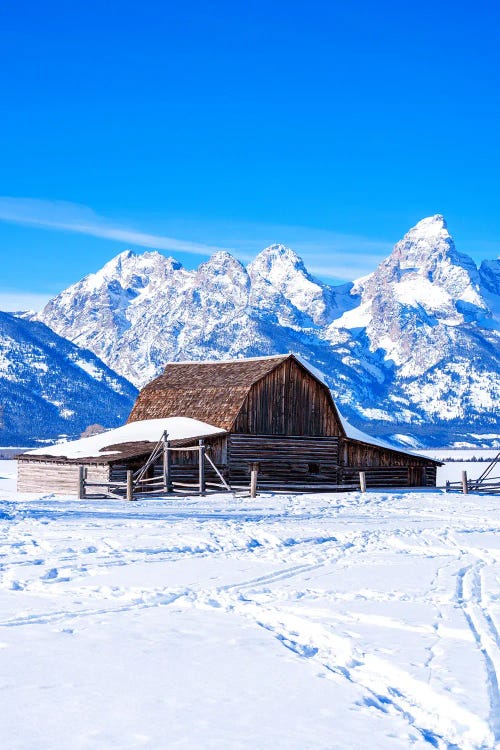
left=337, top=411, right=397, bottom=451
left=337, top=410, right=439, bottom=462
left=22, top=418, right=227, bottom=461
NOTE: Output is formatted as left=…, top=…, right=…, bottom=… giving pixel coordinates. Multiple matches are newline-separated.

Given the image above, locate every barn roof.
left=126, top=354, right=440, bottom=464
left=127, top=354, right=294, bottom=430
left=19, top=417, right=227, bottom=465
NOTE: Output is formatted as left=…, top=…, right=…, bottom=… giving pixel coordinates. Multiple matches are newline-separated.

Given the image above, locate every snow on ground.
left=437, top=460, right=499, bottom=485
left=0, top=459, right=16, bottom=486
left=434, top=450, right=499, bottom=486
left=1, top=461, right=500, bottom=749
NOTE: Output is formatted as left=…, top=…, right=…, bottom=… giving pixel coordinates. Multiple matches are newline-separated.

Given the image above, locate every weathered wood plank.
left=18, top=461, right=110, bottom=494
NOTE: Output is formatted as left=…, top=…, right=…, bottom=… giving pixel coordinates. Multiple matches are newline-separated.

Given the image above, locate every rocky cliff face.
left=35, top=245, right=357, bottom=387
left=34, top=216, right=500, bottom=447
left=327, top=216, right=500, bottom=432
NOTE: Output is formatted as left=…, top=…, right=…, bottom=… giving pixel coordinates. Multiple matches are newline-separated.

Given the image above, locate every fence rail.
left=445, top=469, right=500, bottom=496
left=78, top=434, right=236, bottom=501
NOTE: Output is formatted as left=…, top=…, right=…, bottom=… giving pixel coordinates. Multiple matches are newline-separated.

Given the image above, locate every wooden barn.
left=18, top=354, right=440, bottom=496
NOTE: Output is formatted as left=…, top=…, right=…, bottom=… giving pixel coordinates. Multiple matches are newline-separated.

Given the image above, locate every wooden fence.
left=445, top=457, right=500, bottom=495
left=445, top=476, right=500, bottom=495
left=80, top=433, right=233, bottom=501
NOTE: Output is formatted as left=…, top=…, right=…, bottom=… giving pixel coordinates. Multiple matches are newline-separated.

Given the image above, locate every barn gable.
left=127, top=354, right=344, bottom=436
left=231, top=356, right=344, bottom=436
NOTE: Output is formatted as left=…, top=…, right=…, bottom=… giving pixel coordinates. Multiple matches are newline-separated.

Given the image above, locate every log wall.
left=342, top=439, right=438, bottom=487
left=227, top=434, right=341, bottom=489
left=343, top=439, right=432, bottom=469
left=341, top=466, right=437, bottom=488
left=17, top=460, right=110, bottom=494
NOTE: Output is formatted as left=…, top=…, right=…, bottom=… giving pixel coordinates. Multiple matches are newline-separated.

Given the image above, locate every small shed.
left=18, top=354, right=441, bottom=495
left=17, top=417, right=227, bottom=495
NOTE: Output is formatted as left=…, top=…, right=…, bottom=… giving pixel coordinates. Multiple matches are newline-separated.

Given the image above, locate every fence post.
left=126, top=470, right=134, bottom=501
left=199, top=440, right=205, bottom=496
left=359, top=471, right=366, bottom=493
left=462, top=470, right=468, bottom=495
left=250, top=462, right=259, bottom=498
left=446, top=480, right=450, bottom=493
left=77, top=466, right=85, bottom=499
left=163, top=436, right=172, bottom=492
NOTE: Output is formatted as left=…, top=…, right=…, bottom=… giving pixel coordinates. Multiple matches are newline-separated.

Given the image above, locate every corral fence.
left=445, top=452, right=500, bottom=495
left=78, top=430, right=367, bottom=501
left=79, top=432, right=236, bottom=501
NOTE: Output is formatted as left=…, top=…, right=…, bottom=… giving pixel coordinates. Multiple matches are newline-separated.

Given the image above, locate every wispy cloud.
left=0, top=292, right=52, bottom=313
left=0, top=196, right=393, bottom=285
left=0, top=197, right=227, bottom=256
left=305, top=258, right=382, bottom=281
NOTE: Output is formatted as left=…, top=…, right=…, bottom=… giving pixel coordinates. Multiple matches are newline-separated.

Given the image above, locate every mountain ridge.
left=30, top=215, right=500, bottom=447
left=0, top=312, right=138, bottom=445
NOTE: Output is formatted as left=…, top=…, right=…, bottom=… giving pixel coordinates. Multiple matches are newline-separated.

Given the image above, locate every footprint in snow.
left=41, top=568, right=58, bottom=581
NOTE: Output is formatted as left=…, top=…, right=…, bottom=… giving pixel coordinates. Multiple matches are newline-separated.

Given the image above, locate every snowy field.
left=437, top=459, right=498, bottom=485
left=1, top=460, right=500, bottom=749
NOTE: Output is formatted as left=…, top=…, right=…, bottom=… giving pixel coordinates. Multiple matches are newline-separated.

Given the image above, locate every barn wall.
left=169, top=436, right=227, bottom=467
left=233, top=359, right=342, bottom=436
left=17, top=461, right=110, bottom=494
left=424, top=466, right=437, bottom=487
left=228, top=434, right=341, bottom=488
left=342, top=439, right=437, bottom=487
left=103, top=432, right=436, bottom=492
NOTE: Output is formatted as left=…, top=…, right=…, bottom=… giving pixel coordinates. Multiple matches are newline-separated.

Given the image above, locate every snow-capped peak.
left=390, top=215, right=454, bottom=271
left=331, top=215, right=492, bottom=380
left=199, top=251, right=246, bottom=274
left=251, top=243, right=306, bottom=270
left=78, top=249, right=172, bottom=294
left=247, top=244, right=334, bottom=325
left=370, top=215, right=482, bottom=308
left=408, top=214, right=449, bottom=239
left=100, top=248, right=163, bottom=274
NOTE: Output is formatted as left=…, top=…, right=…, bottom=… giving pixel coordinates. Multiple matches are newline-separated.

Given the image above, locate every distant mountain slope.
left=0, top=312, right=137, bottom=446
left=35, top=216, right=500, bottom=447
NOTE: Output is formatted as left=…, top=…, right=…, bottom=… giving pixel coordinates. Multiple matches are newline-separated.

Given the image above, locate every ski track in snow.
left=456, top=562, right=500, bottom=743
left=2, top=484, right=500, bottom=748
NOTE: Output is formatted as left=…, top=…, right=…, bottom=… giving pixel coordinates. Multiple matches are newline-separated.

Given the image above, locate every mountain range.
left=1, top=214, right=498, bottom=447
left=0, top=311, right=137, bottom=445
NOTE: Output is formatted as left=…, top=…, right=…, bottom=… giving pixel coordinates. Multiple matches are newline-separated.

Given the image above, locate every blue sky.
left=0, top=0, right=499, bottom=310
